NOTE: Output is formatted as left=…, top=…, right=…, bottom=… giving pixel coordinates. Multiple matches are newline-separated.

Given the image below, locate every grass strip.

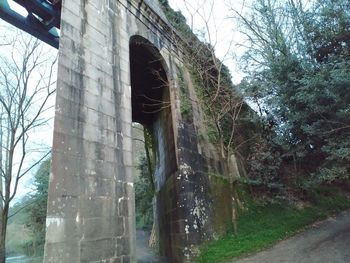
left=197, top=192, right=350, bottom=263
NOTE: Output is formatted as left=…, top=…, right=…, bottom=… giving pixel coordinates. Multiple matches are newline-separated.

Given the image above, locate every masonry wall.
left=45, top=0, right=234, bottom=262
left=44, top=0, right=136, bottom=262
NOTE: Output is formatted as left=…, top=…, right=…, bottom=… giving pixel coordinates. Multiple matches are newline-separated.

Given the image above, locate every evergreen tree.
left=235, top=0, right=350, bottom=188
left=25, top=159, right=50, bottom=256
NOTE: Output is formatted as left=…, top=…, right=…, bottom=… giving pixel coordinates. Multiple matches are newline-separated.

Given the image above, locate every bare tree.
left=178, top=0, right=245, bottom=165
left=0, top=31, right=57, bottom=261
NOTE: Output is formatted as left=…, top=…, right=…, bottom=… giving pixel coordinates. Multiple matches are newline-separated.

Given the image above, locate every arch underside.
left=130, top=35, right=178, bottom=259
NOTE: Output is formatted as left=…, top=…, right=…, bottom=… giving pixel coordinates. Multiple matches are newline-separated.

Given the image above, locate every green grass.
left=197, top=190, right=350, bottom=263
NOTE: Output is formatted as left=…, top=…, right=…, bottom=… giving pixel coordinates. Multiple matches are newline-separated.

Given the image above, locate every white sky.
left=168, top=0, right=247, bottom=83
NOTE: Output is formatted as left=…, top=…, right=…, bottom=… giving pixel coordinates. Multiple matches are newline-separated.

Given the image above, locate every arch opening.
left=130, top=35, right=177, bottom=260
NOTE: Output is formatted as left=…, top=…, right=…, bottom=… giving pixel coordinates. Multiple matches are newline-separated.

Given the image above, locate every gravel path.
left=230, top=211, right=350, bottom=263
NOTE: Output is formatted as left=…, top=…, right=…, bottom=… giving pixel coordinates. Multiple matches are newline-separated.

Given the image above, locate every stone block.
left=84, top=23, right=108, bottom=47
left=121, top=255, right=131, bottom=263
left=51, top=149, right=83, bottom=177
left=44, top=240, right=80, bottom=263
left=45, top=217, right=80, bottom=243
left=118, top=198, right=129, bottom=216
left=116, top=182, right=127, bottom=198
left=81, top=238, right=117, bottom=262
left=79, top=196, right=115, bottom=218
left=46, top=195, right=79, bottom=219
left=83, top=216, right=124, bottom=239
left=83, top=159, right=117, bottom=180
left=62, top=1, right=81, bottom=16
left=116, top=236, right=131, bottom=256
left=61, top=8, right=83, bottom=31
left=83, top=176, right=115, bottom=197
left=49, top=170, right=83, bottom=197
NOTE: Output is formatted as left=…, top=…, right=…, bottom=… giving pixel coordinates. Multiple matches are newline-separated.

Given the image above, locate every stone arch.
left=129, top=35, right=177, bottom=259
left=41, top=1, right=235, bottom=262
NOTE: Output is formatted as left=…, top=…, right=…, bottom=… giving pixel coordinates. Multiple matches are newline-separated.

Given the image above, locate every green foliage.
left=206, top=123, right=219, bottom=144
left=197, top=191, right=350, bottom=263
left=24, top=159, right=50, bottom=256
left=6, top=198, right=32, bottom=257
left=5, top=160, right=50, bottom=258
left=158, top=0, right=195, bottom=40
left=238, top=0, right=350, bottom=189
left=180, top=94, right=192, bottom=120
left=135, top=156, right=154, bottom=229
left=303, top=0, right=350, bottom=63
left=242, top=137, right=283, bottom=195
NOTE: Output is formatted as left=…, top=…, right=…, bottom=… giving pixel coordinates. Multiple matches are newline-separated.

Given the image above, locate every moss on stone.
left=208, top=173, right=234, bottom=235
left=176, top=66, right=193, bottom=122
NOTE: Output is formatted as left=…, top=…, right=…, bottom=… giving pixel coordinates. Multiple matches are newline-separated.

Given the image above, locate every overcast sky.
left=168, top=0, right=246, bottom=83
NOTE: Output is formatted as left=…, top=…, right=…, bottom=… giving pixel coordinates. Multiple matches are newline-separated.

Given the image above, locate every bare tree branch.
left=0, top=28, right=57, bottom=260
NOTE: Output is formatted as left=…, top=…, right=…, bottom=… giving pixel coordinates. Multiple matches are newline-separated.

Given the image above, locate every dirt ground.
left=231, top=211, right=350, bottom=263
left=136, top=230, right=163, bottom=263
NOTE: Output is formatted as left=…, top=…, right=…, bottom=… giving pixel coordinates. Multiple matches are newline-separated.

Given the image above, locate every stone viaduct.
left=1, top=0, right=236, bottom=262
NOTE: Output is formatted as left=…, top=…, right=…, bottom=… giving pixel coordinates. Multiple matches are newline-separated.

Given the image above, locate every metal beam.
left=0, top=0, right=60, bottom=49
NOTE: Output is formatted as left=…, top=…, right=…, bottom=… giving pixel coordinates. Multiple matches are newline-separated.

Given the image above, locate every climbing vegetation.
left=177, top=67, right=193, bottom=122
left=159, top=0, right=255, bottom=166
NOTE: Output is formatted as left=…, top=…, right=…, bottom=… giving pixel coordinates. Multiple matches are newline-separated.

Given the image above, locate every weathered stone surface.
left=45, top=0, right=234, bottom=262
left=80, top=238, right=116, bottom=262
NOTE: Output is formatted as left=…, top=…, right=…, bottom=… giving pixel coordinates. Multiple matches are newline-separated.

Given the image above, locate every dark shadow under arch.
left=129, top=35, right=177, bottom=260
left=130, top=35, right=170, bottom=126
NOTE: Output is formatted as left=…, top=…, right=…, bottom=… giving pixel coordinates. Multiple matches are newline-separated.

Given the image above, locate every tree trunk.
left=0, top=225, right=4, bottom=263
left=0, top=204, right=8, bottom=263
left=148, top=222, right=157, bottom=248
left=33, top=240, right=37, bottom=257
left=231, top=196, right=238, bottom=235
left=0, top=113, right=3, bottom=263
